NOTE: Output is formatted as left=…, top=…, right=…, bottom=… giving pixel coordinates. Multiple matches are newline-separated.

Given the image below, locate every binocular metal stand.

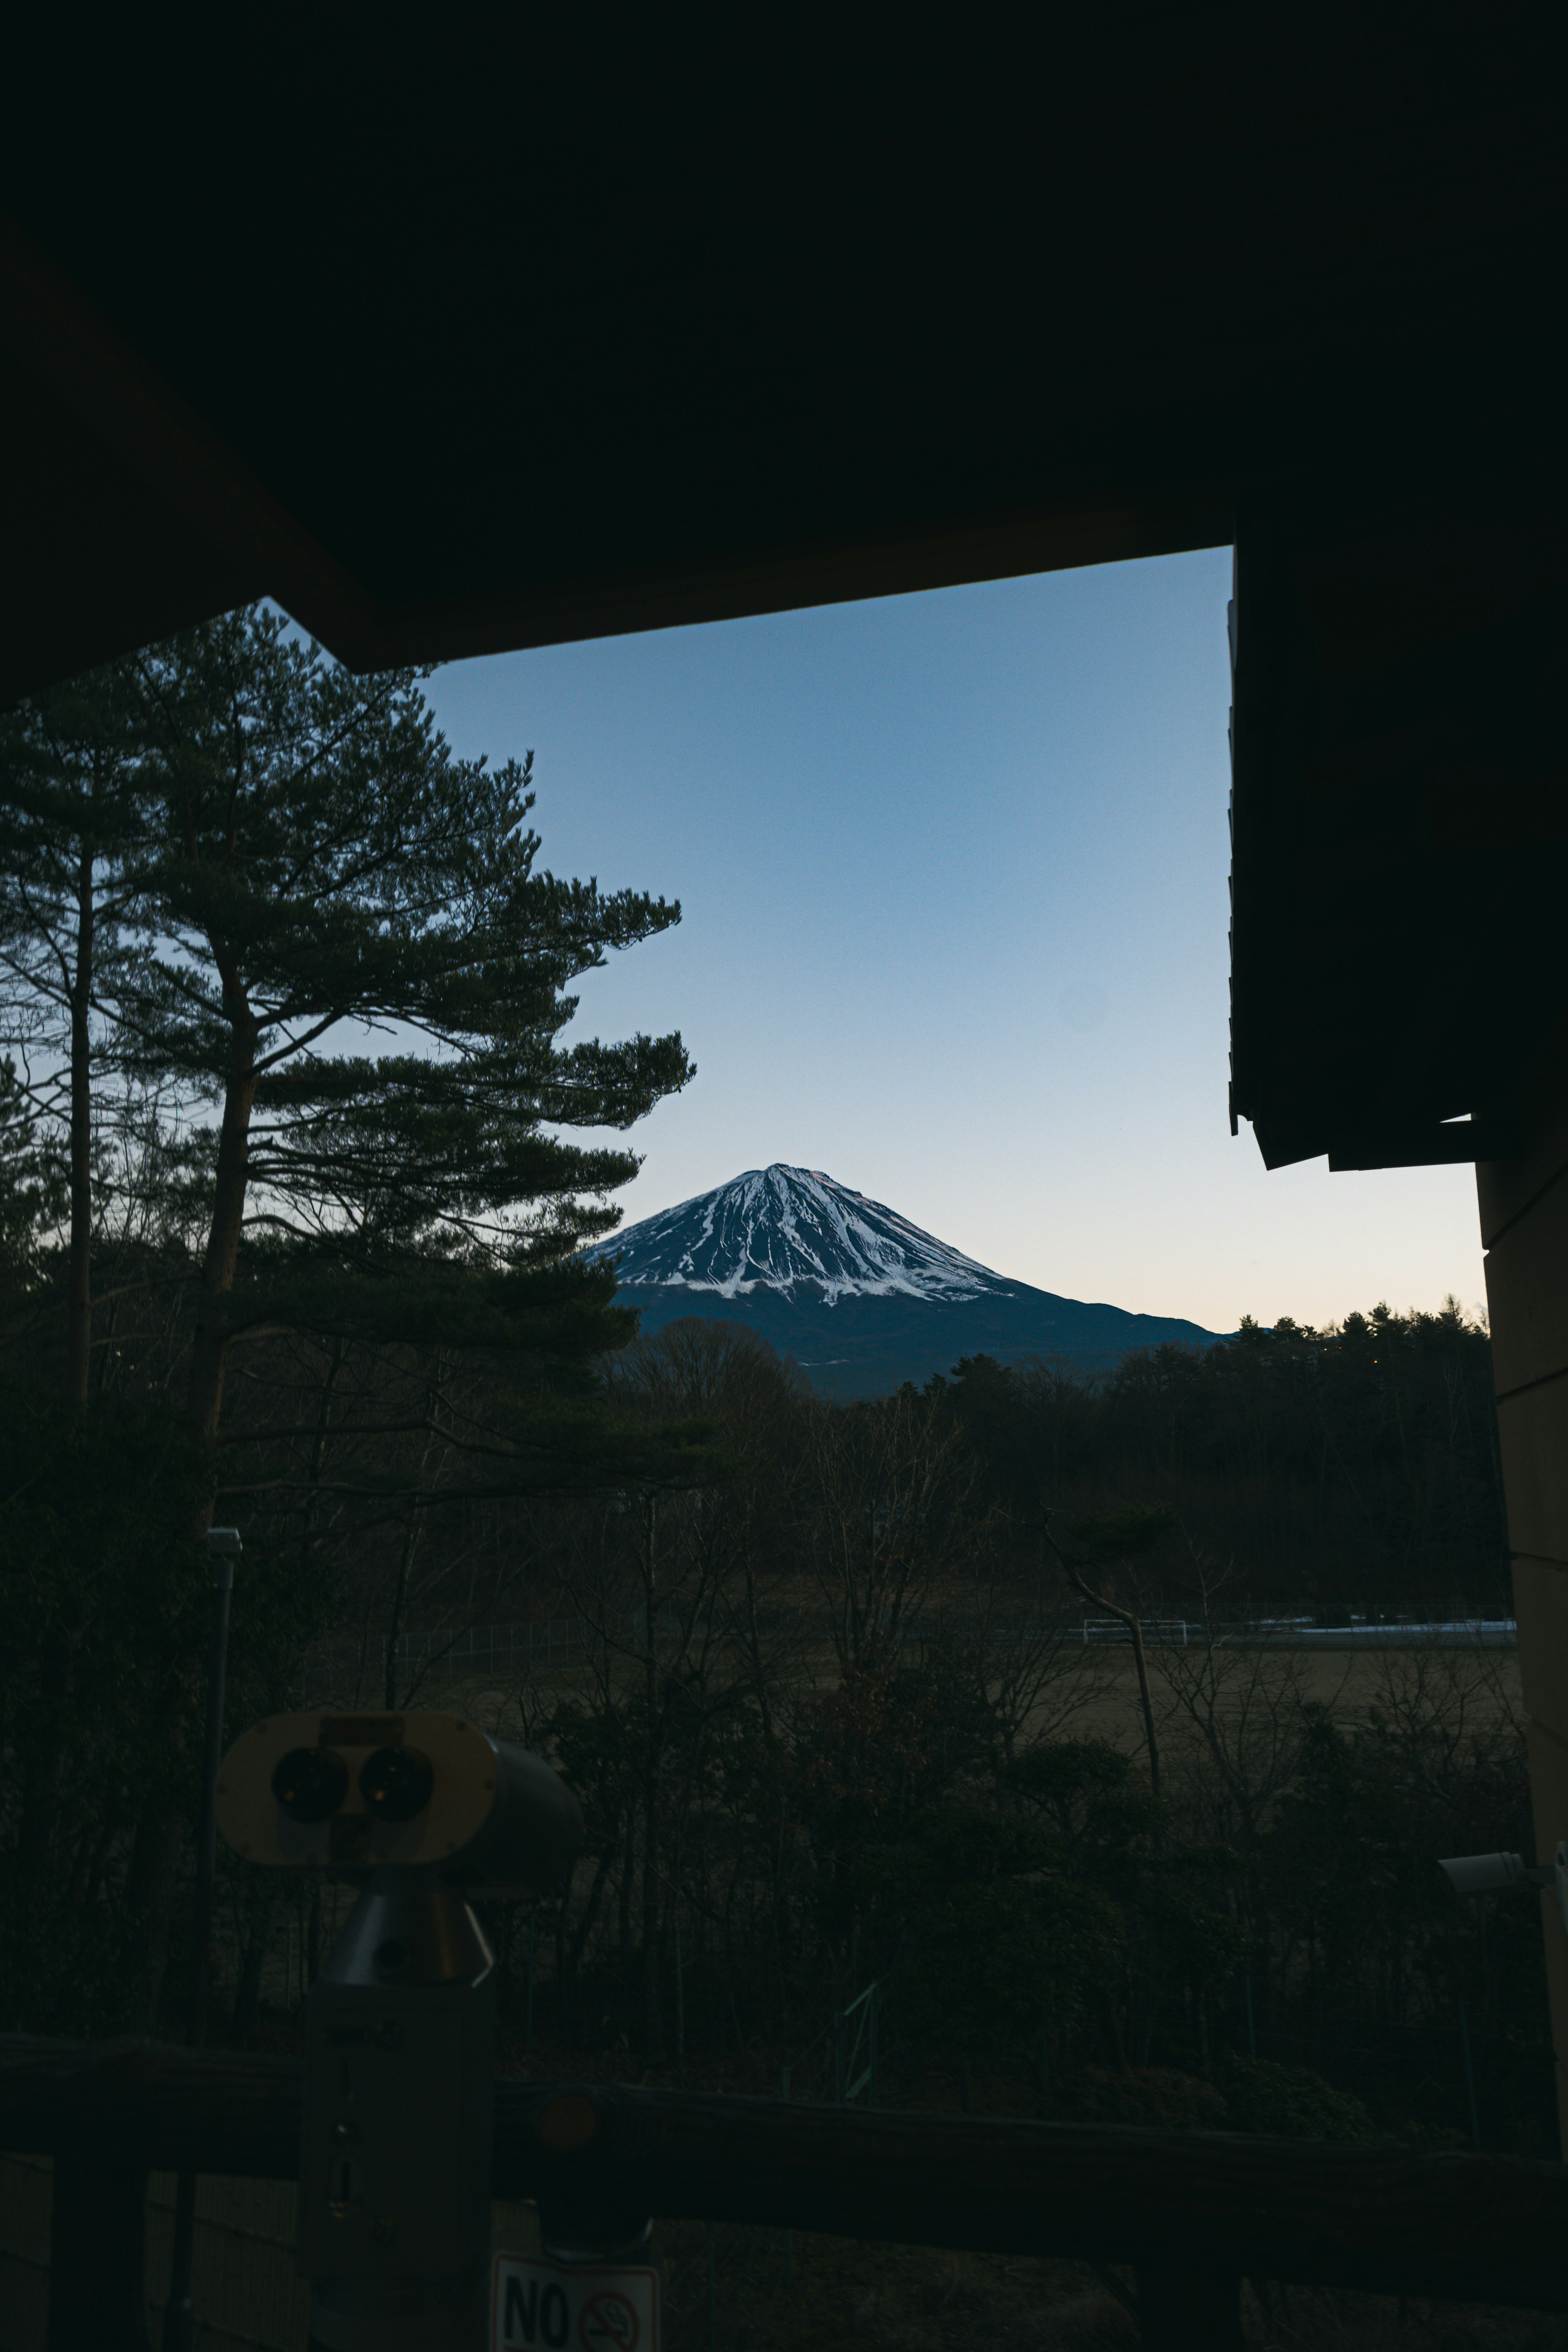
left=300, top=1869, right=497, bottom=2352
left=218, top=1708, right=604, bottom=2352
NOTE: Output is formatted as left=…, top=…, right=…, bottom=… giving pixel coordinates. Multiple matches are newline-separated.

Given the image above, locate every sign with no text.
left=494, top=2254, right=659, bottom=2352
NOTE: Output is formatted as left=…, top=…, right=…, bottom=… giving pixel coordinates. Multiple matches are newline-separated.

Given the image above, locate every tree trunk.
left=65, top=841, right=94, bottom=1405
left=306, top=1882, right=322, bottom=1987
left=568, top=1850, right=612, bottom=2000
left=618, top=1815, right=634, bottom=1965
left=383, top=1384, right=443, bottom=1706
left=384, top=1514, right=419, bottom=1709
left=16, top=1630, right=71, bottom=1882
left=231, top=1890, right=274, bottom=2039
left=1125, top=1612, right=1162, bottom=1804
left=120, top=1810, right=181, bottom=2035
left=185, top=1031, right=257, bottom=1449
left=641, top=1495, right=662, bottom=2058
left=47, top=2149, right=151, bottom=2352
left=1045, top=1526, right=1162, bottom=1802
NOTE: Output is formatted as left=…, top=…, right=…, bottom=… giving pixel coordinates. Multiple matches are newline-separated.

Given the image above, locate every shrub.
left=1216, top=2057, right=1378, bottom=2143
left=1054, top=2066, right=1229, bottom=2131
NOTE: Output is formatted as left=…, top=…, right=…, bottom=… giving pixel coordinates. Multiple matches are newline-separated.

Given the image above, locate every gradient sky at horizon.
left=419, top=548, right=1487, bottom=1334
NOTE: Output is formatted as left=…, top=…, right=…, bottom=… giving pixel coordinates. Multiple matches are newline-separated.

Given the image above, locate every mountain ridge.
left=591, top=1165, right=1223, bottom=1397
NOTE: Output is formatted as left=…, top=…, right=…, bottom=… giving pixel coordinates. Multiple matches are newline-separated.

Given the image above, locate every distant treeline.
left=933, top=1301, right=1508, bottom=1607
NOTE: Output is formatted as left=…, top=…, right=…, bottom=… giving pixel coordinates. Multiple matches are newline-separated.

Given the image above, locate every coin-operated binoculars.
left=1439, top=1844, right=1568, bottom=1919
left=218, top=1709, right=585, bottom=2352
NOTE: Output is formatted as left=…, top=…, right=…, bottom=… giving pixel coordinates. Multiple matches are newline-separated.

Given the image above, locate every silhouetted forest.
left=1, top=1304, right=1541, bottom=2154
left=934, top=1301, right=1508, bottom=1609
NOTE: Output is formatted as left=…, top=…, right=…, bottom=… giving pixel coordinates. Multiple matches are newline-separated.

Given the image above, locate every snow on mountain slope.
left=589, top=1164, right=1010, bottom=1306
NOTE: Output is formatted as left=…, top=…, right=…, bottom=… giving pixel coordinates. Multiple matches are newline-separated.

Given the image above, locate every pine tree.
left=116, top=606, right=692, bottom=1448
left=0, top=1055, right=64, bottom=1293
left=0, top=668, right=151, bottom=1399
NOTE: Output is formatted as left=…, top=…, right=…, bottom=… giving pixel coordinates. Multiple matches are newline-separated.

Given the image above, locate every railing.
left=302, top=1607, right=1518, bottom=1694
left=5, top=2031, right=1568, bottom=2352
left=1077, top=1614, right=1519, bottom=1649
left=663, top=1981, right=885, bottom=2348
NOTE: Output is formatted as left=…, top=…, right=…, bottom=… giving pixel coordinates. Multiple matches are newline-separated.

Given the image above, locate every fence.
left=0, top=2149, right=549, bottom=2352
left=664, top=1978, right=887, bottom=2351
left=0, top=1984, right=898, bottom=2352
left=648, top=1949, right=1559, bottom=2352
left=301, top=1606, right=1519, bottom=1699
left=5, top=2033, right=1568, bottom=2352
left=0, top=2158, right=307, bottom=2352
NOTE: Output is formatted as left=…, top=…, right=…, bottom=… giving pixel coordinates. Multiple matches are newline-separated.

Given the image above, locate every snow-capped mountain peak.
left=590, top=1165, right=1009, bottom=1307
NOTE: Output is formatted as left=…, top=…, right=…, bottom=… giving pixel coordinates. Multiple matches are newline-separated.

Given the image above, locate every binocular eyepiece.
left=271, top=1745, right=350, bottom=1822
left=217, top=1707, right=584, bottom=1894
left=270, top=1742, right=437, bottom=1824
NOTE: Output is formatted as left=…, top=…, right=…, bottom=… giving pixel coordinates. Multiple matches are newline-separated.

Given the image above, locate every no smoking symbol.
left=579, top=2292, right=639, bottom=2352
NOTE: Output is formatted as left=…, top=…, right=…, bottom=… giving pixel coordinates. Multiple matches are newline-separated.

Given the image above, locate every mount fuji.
left=590, top=1165, right=1223, bottom=1395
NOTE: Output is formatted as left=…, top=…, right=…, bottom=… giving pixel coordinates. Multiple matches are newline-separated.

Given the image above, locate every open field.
left=296, top=1628, right=1524, bottom=1757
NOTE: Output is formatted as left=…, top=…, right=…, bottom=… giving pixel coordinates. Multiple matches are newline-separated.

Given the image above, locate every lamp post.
left=161, top=1524, right=241, bottom=2352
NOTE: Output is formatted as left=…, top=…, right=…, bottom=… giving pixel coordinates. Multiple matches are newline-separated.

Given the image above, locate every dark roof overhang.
left=2, top=7, right=1558, bottom=698
left=2, top=9, right=1561, bottom=1174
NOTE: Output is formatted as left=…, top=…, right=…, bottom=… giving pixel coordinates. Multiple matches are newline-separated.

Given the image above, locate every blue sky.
left=419, top=549, right=1486, bottom=1334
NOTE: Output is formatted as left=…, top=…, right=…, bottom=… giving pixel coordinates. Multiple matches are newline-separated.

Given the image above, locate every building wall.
left=1478, top=1060, right=1568, bottom=2155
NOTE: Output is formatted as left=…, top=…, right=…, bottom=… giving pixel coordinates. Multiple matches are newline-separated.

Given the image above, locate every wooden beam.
left=4, top=2034, right=1568, bottom=2311
left=359, top=486, right=1233, bottom=673
left=45, top=2150, right=151, bottom=2352
left=1136, top=2263, right=1243, bottom=2352
left=0, top=217, right=1229, bottom=699
left=0, top=215, right=381, bottom=681
left=0, top=2034, right=300, bottom=2180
